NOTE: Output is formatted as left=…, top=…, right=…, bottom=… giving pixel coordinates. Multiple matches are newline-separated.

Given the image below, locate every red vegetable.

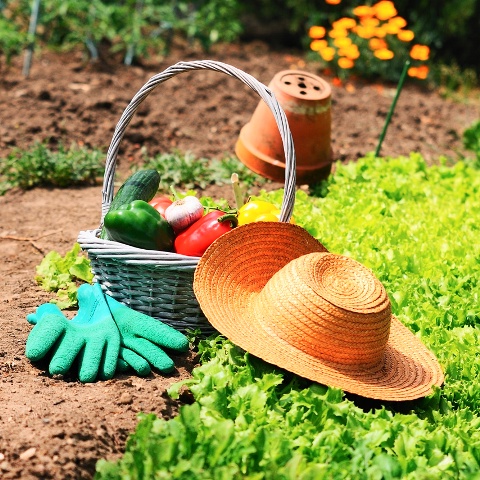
left=174, top=210, right=237, bottom=257
left=148, top=195, right=173, bottom=218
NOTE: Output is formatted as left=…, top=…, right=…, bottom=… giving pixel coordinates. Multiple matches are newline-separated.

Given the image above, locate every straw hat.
left=193, top=222, right=444, bottom=401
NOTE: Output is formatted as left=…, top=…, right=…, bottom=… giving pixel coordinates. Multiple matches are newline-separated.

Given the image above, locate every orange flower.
left=360, top=17, right=379, bottom=27
left=415, top=65, right=429, bottom=79
left=374, top=27, right=387, bottom=38
left=334, top=36, right=352, bottom=48
left=389, top=16, right=407, bottom=28
left=310, top=39, right=328, bottom=51
left=369, top=38, right=387, bottom=50
left=329, top=28, right=349, bottom=38
left=397, top=29, right=415, bottom=42
left=332, top=77, right=343, bottom=87
left=338, top=57, right=355, bottom=69
left=325, top=0, right=341, bottom=4
left=373, top=1, right=397, bottom=20
left=408, top=65, right=429, bottom=79
left=353, top=5, right=374, bottom=17
left=354, top=25, right=376, bottom=39
left=333, top=17, right=357, bottom=30
left=339, top=44, right=360, bottom=60
left=309, top=26, right=326, bottom=39
left=410, top=44, right=430, bottom=61
left=383, top=20, right=401, bottom=34
left=373, top=48, right=394, bottom=60
left=320, top=46, right=336, bottom=62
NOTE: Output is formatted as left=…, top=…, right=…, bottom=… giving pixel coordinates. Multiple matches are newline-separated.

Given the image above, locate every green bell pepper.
left=104, top=200, right=175, bottom=251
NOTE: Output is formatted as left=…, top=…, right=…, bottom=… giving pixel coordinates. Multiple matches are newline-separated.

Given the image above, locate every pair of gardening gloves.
left=25, top=283, right=189, bottom=383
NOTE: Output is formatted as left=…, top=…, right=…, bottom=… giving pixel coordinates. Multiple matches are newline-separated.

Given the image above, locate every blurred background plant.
left=0, top=0, right=478, bottom=89
left=0, top=142, right=105, bottom=194
left=463, top=120, right=480, bottom=168
left=0, top=0, right=27, bottom=68
left=307, top=1, right=432, bottom=82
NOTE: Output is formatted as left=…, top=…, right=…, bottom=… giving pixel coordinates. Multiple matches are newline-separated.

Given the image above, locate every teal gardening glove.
left=26, top=283, right=120, bottom=382
left=26, top=283, right=189, bottom=382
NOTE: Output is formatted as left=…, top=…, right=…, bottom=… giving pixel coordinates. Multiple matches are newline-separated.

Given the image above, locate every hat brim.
left=194, top=222, right=444, bottom=401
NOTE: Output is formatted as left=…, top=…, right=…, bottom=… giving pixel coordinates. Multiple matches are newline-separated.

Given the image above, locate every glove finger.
left=116, top=358, right=130, bottom=373
left=76, top=344, right=99, bottom=383
left=123, top=337, right=175, bottom=374
left=25, top=314, right=68, bottom=361
left=97, top=336, right=121, bottom=381
left=120, top=312, right=189, bottom=353
left=119, top=347, right=151, bottom=376
left=75, top=326, right=120, bottom=382
left=26, top=313, right=38, bottom=325
left=27, top=303, right=64, bottom=325
left=49, top=334, right=84, bottom=377
left=76, top=282, right=95, bottom=306
left=73, top=283, right=113, bottom=327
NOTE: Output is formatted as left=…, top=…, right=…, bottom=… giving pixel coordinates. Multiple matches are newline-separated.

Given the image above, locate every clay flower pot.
left=235, top=70, right=333, bottom=184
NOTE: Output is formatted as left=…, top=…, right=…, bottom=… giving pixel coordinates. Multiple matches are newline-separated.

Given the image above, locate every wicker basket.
left=77, top=60, right=297, bottom=336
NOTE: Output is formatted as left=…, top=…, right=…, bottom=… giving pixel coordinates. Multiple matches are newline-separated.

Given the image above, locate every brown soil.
left=1, top=41, right=479, bottom=479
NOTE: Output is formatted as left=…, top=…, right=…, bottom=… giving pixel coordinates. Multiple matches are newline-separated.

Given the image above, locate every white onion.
left=165, top=196, right=204, bottom=233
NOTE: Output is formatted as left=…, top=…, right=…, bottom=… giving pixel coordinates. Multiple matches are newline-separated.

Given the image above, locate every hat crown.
left=254, top=252, right=391, bottom=366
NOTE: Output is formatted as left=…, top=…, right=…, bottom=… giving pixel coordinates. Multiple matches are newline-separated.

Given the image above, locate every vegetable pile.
left=96, top=153, right=480, bottom=479
left=101, top=170, right=288, bottom=257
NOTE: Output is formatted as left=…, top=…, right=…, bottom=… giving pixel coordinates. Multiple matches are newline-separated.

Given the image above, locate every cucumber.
left=100, top=169, right=160, bottom=239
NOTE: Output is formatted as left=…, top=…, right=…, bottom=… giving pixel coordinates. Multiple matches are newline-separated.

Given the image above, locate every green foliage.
left=1, top=0, right=243, bottom=63
left=0, top=14, right=26, bottom=65
left=95, top=154, right=480, bottom=478
left=35, top=243, right=94, bottom=308
left=140, top=150, right=268, bottom=191
left=463, top=120, right=480, bottom=166
left=175, top=0, right=243, bottom=52
left=209, top=155, right=268, bottom=189
left=40, top=0, right=176, bottom=61
left=0, top=142, right=105, bottom=194
left=1, top=0, right=478, bottom=79
left=141, top=150, right=212, bottom=190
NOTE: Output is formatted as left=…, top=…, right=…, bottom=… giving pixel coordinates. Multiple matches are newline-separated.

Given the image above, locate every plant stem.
left=231, top=173, right=244, bottom=209
left=375, top=60, right=410, bottom=158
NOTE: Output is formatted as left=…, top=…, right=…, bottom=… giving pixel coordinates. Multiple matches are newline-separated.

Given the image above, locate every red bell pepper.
left=148, top=195, right=173, bottom=218
left=174, top=210, right=237, bottom=257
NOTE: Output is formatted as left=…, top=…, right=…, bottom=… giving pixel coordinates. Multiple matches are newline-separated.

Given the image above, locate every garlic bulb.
left=165, top=196, right=204, bottom=233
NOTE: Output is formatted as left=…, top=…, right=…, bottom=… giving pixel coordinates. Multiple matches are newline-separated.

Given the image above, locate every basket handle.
left=101, top=60, right=296, bottom=224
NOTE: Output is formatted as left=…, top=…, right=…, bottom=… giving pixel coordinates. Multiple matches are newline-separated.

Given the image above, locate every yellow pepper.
left=237, top=200, right=295, bottom=225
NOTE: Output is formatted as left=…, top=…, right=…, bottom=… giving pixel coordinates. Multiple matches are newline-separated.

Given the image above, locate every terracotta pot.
left=235, top=70, right=333, bottom=184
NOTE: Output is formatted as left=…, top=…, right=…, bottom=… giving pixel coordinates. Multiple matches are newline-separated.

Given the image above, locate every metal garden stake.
left=22, top=0, right=41, bottom=77
left=375, top=59, right=411, bottom=157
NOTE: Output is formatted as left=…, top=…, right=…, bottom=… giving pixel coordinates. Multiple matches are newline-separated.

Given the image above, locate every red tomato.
left=148, top=195, right=173, bottom=218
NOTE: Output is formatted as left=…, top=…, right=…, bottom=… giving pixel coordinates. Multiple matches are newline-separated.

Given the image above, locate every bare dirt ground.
left=0, top=40, right=479, bottom=479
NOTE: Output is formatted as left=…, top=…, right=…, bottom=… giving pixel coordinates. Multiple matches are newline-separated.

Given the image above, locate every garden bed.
left=0, top=41, right=479, bottom=479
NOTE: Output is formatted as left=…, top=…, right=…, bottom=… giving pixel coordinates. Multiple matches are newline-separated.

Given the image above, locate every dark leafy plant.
left=0, top=11, right=27, bottom=66
left=140, top=150, right=212, bottom=190
left=0, top=142, right=105, bottom=194
left=177, top=0, right=243, bottom=51
left=209, top=155, right=268, bottom=188
left=139, top=150, right=268, bottom=191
